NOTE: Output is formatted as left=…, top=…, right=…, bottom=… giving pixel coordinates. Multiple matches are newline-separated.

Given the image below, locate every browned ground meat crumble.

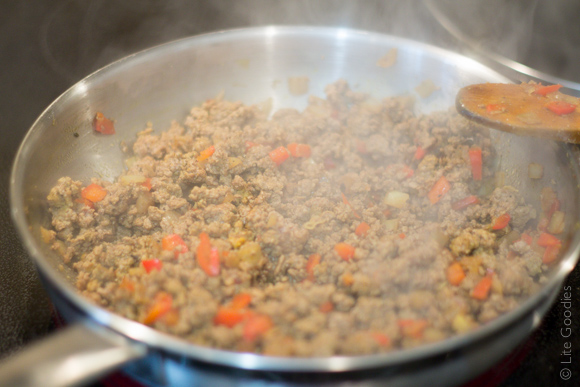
left=45, top=80, right=554, bottom=356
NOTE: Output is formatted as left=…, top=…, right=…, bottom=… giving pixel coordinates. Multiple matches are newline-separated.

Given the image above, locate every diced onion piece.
left=383, top=218, right=399, bottom=232
left=431, top=227, right=449, bottom=248
left=125, top=157, right=137, bottom=168
left=303, top=215, right=326, bottom=230
left=491, top=275, right=503, bottom=296
left=54, top=240, right=66, bottom=256
left=119, top=175, right=147, bottom=185
left=40, top=226, right=53, bottom=244
left=452, top=313, right=475, bottom=334
left=547, top=210, right=565, bottom=234
left=238, top=242, right=265, bottom=270
left=384, top=191, right=409, bottom=209
left=528, top=163, right=544, bottom=179
left=266, top=213, right=278, bottom=228
left=228, top=157, right=243, bottom=169
left=501, top=230, right=521, bottom=245
left=135, top=191, right=154, bottom=214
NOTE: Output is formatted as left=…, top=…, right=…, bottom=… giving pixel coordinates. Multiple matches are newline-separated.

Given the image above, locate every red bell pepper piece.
left=520, top=233, right=533, bottom=246
left=371, top=332, right=391, bottom=347
left=468, top=146, right=483, bottom=181
left=485, top=104, right=506, bottom=114
left=93, top=112, right=115, bottom=135
left=269, top=146, right=290, bottom=166
left=534, top=84, right=562, bottom=96
left=402, top=165, right=415, bottom=178
left=355, top=139, right=368, bottom=154
left=141, top=178, right=152, bottom=191
left=287, top=143, right=312, bottom=158
left=143, top=292, right=172, bottom=325
left=546, top=101, right=576, bottom=115
left=542, top=245, right=560, bottom=264
left=81, top=183, right=107, bottom=203
left=414, top=146, right=426, bottom=160
left=355, top=222, right=370, bottom=237
left=537, top=232, right=561, bottom=247
left=243, top=314, right=273, bottom=342
left=341, top=193, right=361, bottom=219
left=213, top=307, right=247, bottom=328
left=142, top=258, right=163, bottom=273
left=319, top=301, right=334, bottom=313
left=306, top=254, right=321, bottom=281
left=428, top=176, right=451, bottom=204
left=451, top=195, right=479, bottom=211
left=230, top=293, right=252, bottom=310
left=162, top=234, right=189, bottom=258
left=471, top=273, right=493, bottom=300
left=75, top=197, right=95, bottom=209
left=491, top=213, right=511, bottom=230
left=323, top=157, right=337, bottom=170
left=197, top=146, right=215, bottom=162
left=397, top=319, right=428, bottom=339
left=334, top=242, right=355, bottom=261
left=197, top=233, right=220, bottom=276
left=245, top=141, right=258, bottom=151
left=446, top=262, right=466, bottom=286
left=546, top=199, right=560, bottom=221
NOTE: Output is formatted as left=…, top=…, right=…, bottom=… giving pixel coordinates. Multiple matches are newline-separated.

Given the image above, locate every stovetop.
left=1, top=1, right=579, bottom=386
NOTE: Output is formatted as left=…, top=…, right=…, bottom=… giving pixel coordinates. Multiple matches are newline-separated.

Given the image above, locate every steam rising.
left=40, top=0, right=448, bottom=83
left=39, top=0, right=580, bottom=86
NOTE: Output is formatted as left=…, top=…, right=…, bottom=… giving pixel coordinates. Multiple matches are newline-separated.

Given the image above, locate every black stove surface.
left=1, top=1, right=579, bottom=386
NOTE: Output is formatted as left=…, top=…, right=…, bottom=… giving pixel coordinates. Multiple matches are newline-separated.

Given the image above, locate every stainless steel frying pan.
left=5, top=26, right=580, bottom=387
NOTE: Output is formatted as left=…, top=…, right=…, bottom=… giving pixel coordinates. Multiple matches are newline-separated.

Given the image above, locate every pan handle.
left=0, top=322, right=147, bottom=387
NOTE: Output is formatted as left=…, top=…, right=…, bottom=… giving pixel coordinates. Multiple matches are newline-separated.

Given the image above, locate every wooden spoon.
left=456, top=82, right=580, bottom=143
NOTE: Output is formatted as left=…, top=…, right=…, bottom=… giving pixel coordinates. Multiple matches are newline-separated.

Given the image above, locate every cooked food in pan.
left=42, top=80, right=564, bottom=356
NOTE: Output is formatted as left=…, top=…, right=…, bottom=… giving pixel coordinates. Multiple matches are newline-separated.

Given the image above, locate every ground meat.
left=45, top=80, right=560, bottom=357
left=450, top=228, right=496, bottom=256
